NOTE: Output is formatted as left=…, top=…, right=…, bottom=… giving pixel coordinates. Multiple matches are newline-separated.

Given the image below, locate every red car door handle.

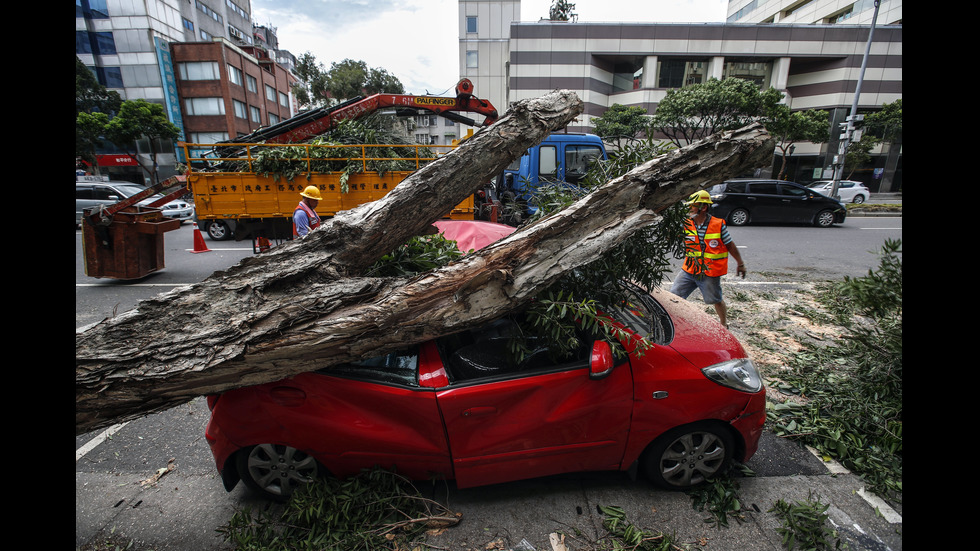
left=462, top=407, right=497, bottom=417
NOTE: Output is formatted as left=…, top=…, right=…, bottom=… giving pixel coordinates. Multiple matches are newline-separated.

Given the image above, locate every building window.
left=723, top=61, right=769, bottom=87
left=196, top=1, right=222, bottom=23
left=178, top=61, right=220, bottom=80
left=466, top=50, right=478, bottom=69
left=227, top=65, right=243, bottom=86
left=95, top=66, right=124, bottom=88
left=232, top=99, right=247, bottom=119
left=183, top=97, right=225, bottom=116
left=225, top=0, right=249, bottom=21
left=265, top=85, right=276, bottom=102
left=246, top=74, right=258, bottom=93
left=279, top=91, right=289, bottom=107
left=658, top=60, right=705, bottom=89
left=200, top=30, right=213, bottom=41
left=182, top=18, right=194, bottom=31
left=77, top=0, right=110, bottom=18
left=250, top=105, right=261, bottom=123
left=466, top=16, right=477, bottom=33
left=269, top=113, right=280, bottom=125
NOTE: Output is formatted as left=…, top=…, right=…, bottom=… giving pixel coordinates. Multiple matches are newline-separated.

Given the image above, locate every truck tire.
left=206, top=220, right=232, bottom=241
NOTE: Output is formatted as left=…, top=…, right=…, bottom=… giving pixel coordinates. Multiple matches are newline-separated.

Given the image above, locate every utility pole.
left=830, top=0, right=880, bottom=199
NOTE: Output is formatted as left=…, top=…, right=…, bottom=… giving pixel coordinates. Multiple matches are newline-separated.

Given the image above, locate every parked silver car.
left=807, top=180, right=870, bottom=204
left=76, top=181, right=195, bottom=227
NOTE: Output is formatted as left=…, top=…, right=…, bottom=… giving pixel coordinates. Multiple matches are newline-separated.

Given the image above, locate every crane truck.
left=182, top=79, right=607, bottom=248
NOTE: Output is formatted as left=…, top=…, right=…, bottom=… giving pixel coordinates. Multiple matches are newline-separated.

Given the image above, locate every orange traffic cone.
left=191, top=222, right=211, bottom=253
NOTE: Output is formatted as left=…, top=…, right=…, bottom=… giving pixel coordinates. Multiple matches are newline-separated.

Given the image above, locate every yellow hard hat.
left=686, top=189, right=713, bottom=206
left=300, top=185, right=322, bottom=201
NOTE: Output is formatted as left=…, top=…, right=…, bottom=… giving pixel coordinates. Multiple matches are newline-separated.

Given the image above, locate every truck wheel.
left=206, top=221, right=231, bottom=241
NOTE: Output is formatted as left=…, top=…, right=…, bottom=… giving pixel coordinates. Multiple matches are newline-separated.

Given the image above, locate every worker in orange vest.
left=293, top=185, right=322, bottom=238
left=670, top=190, right=746, bottom=328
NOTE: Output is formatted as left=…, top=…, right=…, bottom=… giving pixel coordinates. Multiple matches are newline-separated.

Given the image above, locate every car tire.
left=236, top=444, right=320, bottom=501
left=205, top=220, right=232, bottom=241
left=814, top=209, right=836, bottom=228
left=728, top=208, right=749, bottom=226
left=642, top=422, right=734, bottom=490
left=852, top=195, right=866, bottom=204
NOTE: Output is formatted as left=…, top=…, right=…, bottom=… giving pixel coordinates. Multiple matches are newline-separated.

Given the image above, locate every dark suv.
left=708, top=179, right=846, bottom=228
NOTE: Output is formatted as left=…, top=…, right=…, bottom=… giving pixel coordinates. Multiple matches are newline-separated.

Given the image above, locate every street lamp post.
left=830, top=0, right=881, bottom=199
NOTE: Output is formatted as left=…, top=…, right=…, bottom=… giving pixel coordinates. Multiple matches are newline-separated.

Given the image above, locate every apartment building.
left=76, top=0, right=297, bottom=182
left=171, top=40, right=298, bottom=151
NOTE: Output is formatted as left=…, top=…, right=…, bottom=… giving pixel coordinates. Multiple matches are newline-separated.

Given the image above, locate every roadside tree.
left=103, top=99, right=181, bottom=186
left=591, top=104, right=650, bottom=149
left=766, top=105, right=829, bottom=180
left=650, top=77, right=782, bottom=148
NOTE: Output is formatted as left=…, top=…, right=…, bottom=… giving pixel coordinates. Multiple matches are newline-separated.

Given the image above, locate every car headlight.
left=701, top=358, right=762, bottom=393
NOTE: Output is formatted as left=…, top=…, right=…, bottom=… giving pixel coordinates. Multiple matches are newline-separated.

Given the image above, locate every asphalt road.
left=76, top=208, right=903, bottom=551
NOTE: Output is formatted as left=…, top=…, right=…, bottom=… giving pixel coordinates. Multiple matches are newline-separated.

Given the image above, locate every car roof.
left=432, top=220, right=516, bottom=252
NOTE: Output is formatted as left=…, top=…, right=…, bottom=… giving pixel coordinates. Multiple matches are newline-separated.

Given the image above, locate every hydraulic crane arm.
left=211, top=79, right=498, bottom=160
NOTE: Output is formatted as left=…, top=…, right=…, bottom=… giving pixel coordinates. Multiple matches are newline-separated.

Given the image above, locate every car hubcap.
left=246, top=444, right=317, bottom=497
left=659, top=431, right=726, bottom=487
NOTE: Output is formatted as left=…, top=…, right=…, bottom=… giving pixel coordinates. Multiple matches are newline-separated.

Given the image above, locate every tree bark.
left=76, top=90, right=773, bottom=436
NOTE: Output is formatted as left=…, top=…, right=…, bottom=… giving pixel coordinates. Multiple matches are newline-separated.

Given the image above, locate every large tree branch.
left=76, top=90, right=773, bottom=435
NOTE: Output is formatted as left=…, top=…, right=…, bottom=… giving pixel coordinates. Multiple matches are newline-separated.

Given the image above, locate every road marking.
left=76, top=422, right=128, bottom=462
left=806, top=445, right=902, bottom=524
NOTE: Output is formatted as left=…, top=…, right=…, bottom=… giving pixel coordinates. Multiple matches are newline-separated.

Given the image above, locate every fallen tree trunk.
left=76, top=90, right=773, bottom=435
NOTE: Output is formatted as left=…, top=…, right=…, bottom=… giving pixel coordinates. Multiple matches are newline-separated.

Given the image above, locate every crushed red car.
left=205, top=220, right=766, bottom=500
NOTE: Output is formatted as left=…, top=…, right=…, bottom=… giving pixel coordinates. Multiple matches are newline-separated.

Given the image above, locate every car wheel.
left=643, top=422, right=733, bottom=490
left=236, top=444, right=319, bottom=501
left=852, top=195, right=866, bottom=204
left=814, top=209, right=835, bottom=228
left=728, top=208, right=749, bottom=226
left=206, top=220, right=231, bottom=241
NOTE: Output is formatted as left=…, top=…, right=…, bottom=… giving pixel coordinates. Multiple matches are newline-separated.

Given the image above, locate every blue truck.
left=486, top=133, right=608, bottom=225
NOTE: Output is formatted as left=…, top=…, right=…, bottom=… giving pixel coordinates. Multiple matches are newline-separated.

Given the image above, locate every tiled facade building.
left=459, top=0, right=902, bottom=191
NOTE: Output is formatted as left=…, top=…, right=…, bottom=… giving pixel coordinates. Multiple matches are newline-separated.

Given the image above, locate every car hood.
left=648, top=288, right=748, bottom=366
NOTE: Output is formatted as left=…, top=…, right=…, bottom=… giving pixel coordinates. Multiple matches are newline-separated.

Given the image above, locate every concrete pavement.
left=76, top=426, right=902, bottom=551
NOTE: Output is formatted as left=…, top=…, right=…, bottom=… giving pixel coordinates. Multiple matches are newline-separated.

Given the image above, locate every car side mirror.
left=589, top=340, right=615, bottom=380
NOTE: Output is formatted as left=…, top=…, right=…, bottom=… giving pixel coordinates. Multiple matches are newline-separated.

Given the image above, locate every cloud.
left=252, top=0, right=728, bottom=95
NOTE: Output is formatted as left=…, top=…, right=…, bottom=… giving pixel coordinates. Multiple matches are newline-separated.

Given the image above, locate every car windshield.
left=113, top=184, right=149, bottom=197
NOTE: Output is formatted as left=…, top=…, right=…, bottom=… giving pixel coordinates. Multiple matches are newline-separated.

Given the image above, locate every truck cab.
left=495, top=133, right=607, bottom=224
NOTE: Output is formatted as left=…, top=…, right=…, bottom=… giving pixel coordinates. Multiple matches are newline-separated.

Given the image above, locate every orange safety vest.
left=682, top=216, right=729, bottom=277
left=293, top=201, right=321, bottom=237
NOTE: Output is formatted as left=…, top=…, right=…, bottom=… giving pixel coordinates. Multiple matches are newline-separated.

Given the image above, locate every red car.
left=205, top=221, right=766, bottom=500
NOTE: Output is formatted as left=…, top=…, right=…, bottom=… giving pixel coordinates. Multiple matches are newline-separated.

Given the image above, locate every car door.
left=776, top=183, right=818, bottom=223
left=745, top=181, right=782, bottom=222
left=433, top=334, right=634, bottom=488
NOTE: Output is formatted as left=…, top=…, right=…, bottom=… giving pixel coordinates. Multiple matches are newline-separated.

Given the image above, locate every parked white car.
left=808, top=180, right=870, bottom=204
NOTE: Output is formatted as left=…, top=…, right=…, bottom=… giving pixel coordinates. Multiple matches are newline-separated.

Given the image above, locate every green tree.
left=325, top=58, right=404, bottom=102
left=76, top=56, right=121, bottom=117
left=864, top=98, right=902, bottom=142
left=591, top=104, right=649, bottom=149
left=649, top=78, right=782, bottom=147
left=292, top=51, right=330, bottom=110
left=76, top=111, right=110, bottom=175
left=765, top=105, right=829, bottom=180
left=549, top=0, right=577, bottom=21
left=76, top=56, right=122, bottom=173
left=103, top=99, right=181, bottom=186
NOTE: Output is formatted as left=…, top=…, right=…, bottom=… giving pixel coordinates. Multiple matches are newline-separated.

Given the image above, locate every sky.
left=250, top=0, right=729, bottom=96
